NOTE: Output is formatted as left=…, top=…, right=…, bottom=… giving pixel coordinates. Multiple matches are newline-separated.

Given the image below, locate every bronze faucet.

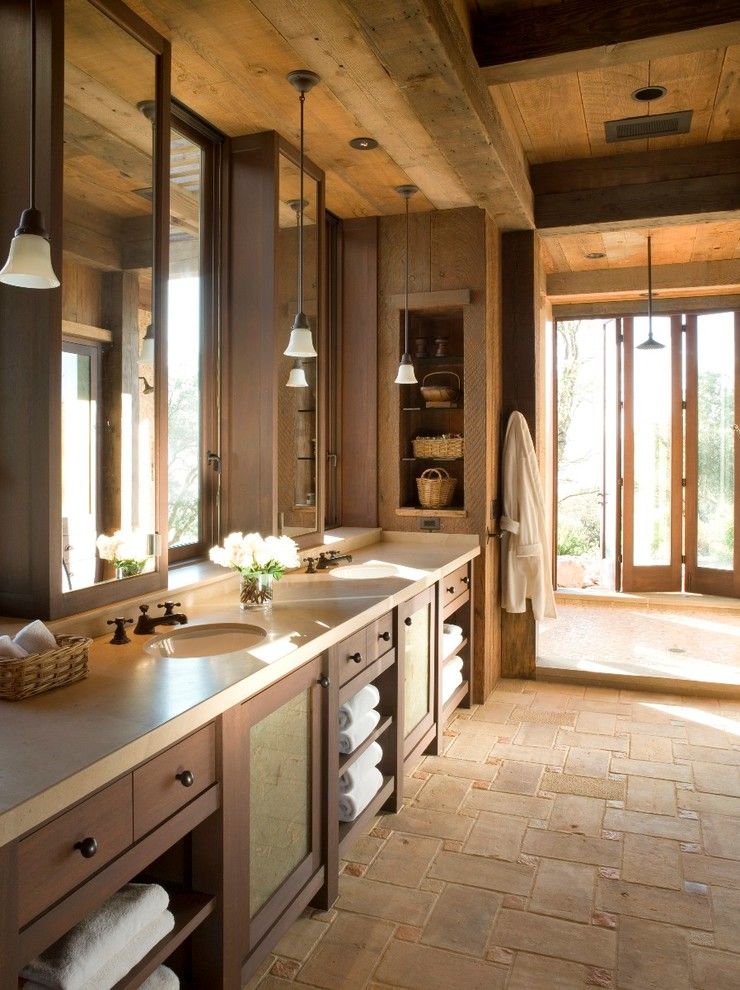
left=134, top=601, right=188, bottom=635
left=316, top=551, right=353, bottom=570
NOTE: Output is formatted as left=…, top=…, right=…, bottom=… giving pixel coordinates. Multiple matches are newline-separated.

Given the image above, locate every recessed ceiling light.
left=349, top=136, right=379, bottom=150
left=632, top=85, right=667, bottom=102
left=586, top=251, right=606, bottom=259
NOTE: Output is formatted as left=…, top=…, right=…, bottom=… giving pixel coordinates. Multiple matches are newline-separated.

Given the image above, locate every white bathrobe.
left=501, top=411, right=557, bottom=621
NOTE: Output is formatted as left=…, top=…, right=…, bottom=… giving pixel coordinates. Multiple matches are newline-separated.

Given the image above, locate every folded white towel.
left=338, top=683, right=380, bottom=731
left=14, top=619, right=57, bottom=656
left=140, top=964, right=180, bottom=989
left=339, top=741, right=383, bottom=794
left=339, top=708, right=380, bottom=754
left=443, top=623, right=463, bottom=638
left=442, top=666, right=464, bottom=704
left=22, top=883, right=170, bottom=989
left=443, top=655, right=464, bottom=674
left=441, top=631, right=463, bottom=657
left=0, top=634, right=28, bottom=659
left=338, top=766, right=383, bottom=822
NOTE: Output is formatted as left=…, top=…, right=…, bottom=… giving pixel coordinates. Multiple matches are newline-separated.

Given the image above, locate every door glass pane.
left=168, top=129, right=203, bottom=550
left=404, top=603, right=431, bottom=737
left=249, top=689, right=312, bottom=917
left=632, top=316, right=673, bottom=566
left=696, top=312, right=735, bottom=570
left=62, top=346, right=97, bottom=589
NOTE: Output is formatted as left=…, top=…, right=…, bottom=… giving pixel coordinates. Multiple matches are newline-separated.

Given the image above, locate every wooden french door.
left=622, top=315, right=683, bottom=592
left=684, top=311, right=740, bottom=597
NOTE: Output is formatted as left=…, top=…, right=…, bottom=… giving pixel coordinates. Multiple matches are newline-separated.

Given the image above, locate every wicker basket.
left=0, top=635, right=91, bottom=702
left=417, top=468, right=457, bottom=509
left=412, top=434, right=464, bottom=459
left=420, top=372, right=460, bottom=404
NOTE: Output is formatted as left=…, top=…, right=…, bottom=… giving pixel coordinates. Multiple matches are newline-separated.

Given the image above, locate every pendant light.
left=636, top=235, right=664, bottom=350
left=285, top=199, right=309, bottom=387
left=394, top=185, right=419, bottom=385
left=284, top=69, right=320, bottom=359
left=0, top=0, right=59, bottom=289
left=140, top=323, right=155, bottom=363
left=286, top=362, right=309, bottom=388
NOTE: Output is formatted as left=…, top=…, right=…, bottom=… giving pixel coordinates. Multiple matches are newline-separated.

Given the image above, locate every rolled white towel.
left=338, top=683, right=380, bottom=730
left=339, top=708, right=380, bottom=754
left=14, top=619, right=57, bottom=655
left=0, top=634, right=28, bottom=659
left=338, top=766, right=383, bottom=822
left=443, top=622, right=462, bottom=638
left=140, top=964, right=180, bottom=989
left=442, top=666, right=464, bottom=704
left=21, top=883, right=170, bottom=989
left=339, top=741, right=383, bottom=794
left=443, top=655, right=464, bottom=674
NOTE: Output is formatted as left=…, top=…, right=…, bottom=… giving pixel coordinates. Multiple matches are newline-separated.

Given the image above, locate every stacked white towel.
left=21, top=883, right=175, bottom=990
left=441, top=622, right=463, bottom=659
left=339, top=709, right=380, bottom=754
left=338, top=684, right=380, bottom=730
left=442, top=655, right=464, bottom=704
left=339, top=741, right=383, bottom=794
left=0, top=620, right=57, bottom=660
left=140, top=965, right=180, bottom=989
left=338, top=765, right=383, bottom=822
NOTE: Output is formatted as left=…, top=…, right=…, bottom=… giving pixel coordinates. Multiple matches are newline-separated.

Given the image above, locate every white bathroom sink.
left=145, top=623, right=267, bottom=658
left=330, top=563, right=403, bottom=580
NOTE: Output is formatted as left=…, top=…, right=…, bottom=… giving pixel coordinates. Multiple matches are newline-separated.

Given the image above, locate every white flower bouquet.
left=96, top=530, right=149, bottom=578
left=209, top=532, right=300, bottom=609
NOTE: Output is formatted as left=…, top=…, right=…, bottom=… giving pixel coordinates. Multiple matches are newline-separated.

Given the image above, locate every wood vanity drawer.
left=441, top=562, right=471, bottom=607
left=367, top=611, right=395, bottom=662
left=17, top=776, right=133, bottom=925
left=133, top=723, right=216, bottom=840
left=336, top=627, right=369, bottom=685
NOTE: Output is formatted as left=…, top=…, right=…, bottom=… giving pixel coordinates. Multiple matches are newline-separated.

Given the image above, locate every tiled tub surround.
left=249, top=679, right=740, bottom=990
left=0, top=532, right=478, bottom=846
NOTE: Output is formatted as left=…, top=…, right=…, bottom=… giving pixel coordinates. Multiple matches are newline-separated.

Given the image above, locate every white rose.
left=265, top=535, right=299, bottom=569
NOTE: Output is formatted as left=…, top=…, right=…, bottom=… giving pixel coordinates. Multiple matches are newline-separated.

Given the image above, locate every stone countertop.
left=0, top=534, right=479, bottom=845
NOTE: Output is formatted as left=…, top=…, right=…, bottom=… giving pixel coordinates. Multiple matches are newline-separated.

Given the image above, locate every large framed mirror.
left=276, top=148, right=323, bottom=542
left=60, top=0, right=169, bottom=600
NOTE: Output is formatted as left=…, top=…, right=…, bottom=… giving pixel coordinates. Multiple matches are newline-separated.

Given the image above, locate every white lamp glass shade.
left=0, top=233, right=59, bottom=289
left=140, top=330, right=155, bottom=364
left=394, top=355, right=418, bottom=385
left=284, top=326, right=317, bottom=358
left=286, top=366, right=309, bottom=388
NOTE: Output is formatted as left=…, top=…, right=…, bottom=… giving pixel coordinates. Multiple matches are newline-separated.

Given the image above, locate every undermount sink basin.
left=330, top=563, right=402, bottom=580
left=145, top=623, right=266, bottom=658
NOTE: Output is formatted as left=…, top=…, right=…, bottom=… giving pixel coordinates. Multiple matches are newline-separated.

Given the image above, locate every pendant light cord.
left=298, top=90, right=305, bottom=315
left=404, top=194, right=410, bottom=354
left=647, top=235, right=653, bottom=339
left=30, top=0, right=36, bottom=210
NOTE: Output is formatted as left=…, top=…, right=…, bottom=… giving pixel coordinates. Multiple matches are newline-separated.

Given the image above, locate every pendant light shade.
left=286, top=362, right=309, bottom=388
left=636, top=235, right=665, bottom=351
left=0, top=2, right=59, bottom=290
left=284, top=69, right=320, bottom=363
left=140, top=323, right=155, bottom=363
left=395, top=184, right=419, bottom=385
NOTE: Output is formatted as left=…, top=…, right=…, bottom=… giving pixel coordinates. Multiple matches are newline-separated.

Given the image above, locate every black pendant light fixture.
left=0, top=0, right=59, bottom=289
left=636, top=235, right=664, bottom=350
left=395, top=184, right=419, bottom=385
left=284, top=69, right=320, bottom=359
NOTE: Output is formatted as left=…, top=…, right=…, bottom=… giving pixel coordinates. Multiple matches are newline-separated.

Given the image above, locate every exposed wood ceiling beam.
left=548, top=258, right=740, bottom=302
left=342, top=0, right=534, bottom=229
left=534, top=143, right=740, bottom=234
left=553, top=293, right=740, bottom=319
left=474, top=0, right=740, bottom=84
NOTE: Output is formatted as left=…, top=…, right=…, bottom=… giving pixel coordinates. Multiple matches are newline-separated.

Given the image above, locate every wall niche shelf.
left=396, top=506, right=467, bottom=518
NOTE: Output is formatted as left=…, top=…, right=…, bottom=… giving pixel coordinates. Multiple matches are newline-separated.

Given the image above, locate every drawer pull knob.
left=74, top=837, right=98, bottom=859
left=461, top=575, right=470, bottom=585
left=176, top=769, right=194, bottom=788
left=404, top=617, right=412, bottom=626
left=378, top=631, right=391, bottom=642
left=318, top=674, right=330, bottom=688
left=446, top=586, right=455, bottom=594
left=349, top=652, right=363, bottom=664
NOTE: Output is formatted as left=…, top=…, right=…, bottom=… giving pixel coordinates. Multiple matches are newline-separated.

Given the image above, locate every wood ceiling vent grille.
left=605, top=110, right=693, bottom=143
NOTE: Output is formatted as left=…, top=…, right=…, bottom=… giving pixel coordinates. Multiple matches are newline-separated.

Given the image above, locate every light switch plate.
left=420, top=517, right=441, bottom=531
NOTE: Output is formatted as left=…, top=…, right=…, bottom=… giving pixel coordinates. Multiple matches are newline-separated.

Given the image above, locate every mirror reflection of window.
left=61, top=0, right=157, bottom=590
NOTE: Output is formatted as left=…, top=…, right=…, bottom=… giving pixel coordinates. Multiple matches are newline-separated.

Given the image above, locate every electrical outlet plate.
left=420, top=517, right=441, bottom=532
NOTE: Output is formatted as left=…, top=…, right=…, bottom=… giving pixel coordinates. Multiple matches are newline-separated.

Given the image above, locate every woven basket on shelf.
left=419, top=372, right=460, bottom=404
left=416, top=467, right=457, bottom=509
left=0, top=635, right=91, bottom=702
left=412, top=434, right=464, bottom=459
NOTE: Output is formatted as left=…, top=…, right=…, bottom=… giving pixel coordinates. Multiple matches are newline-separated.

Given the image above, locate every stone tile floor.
left=538, top=597, right=740, bottom=686
left=245, top=678, right=740, bottom=989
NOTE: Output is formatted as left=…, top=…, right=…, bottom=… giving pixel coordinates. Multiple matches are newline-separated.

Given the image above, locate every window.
left=167, top=106, right=222, bottom=562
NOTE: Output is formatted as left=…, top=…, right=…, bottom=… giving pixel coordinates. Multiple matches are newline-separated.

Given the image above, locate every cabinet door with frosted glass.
left=399, top=587, right=436, bottom=760
left=243, top=657, right=324, bottom=951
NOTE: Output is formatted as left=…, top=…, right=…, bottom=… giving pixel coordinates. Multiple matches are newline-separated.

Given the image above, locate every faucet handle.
left=158, top=601, right=181, bottom=615
left=305, top=557, right=317, bottom=574
left=107, top=617, right=133, bottom=645
left=138, top=604, right=150, bottom=615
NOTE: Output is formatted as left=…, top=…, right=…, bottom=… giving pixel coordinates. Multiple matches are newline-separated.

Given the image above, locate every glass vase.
left=240, top=572, right=274, bottom=611
left=115, top=559, right=146, bottom=579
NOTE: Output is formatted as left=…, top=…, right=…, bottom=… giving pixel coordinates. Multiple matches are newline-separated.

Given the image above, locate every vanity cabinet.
left=398, top=586, right=437, bottom=765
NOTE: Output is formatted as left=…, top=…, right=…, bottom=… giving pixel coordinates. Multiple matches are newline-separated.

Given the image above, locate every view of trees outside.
left=168, top=275, right=201, bottom=548
left=696, top=311, right=735, bottom=570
